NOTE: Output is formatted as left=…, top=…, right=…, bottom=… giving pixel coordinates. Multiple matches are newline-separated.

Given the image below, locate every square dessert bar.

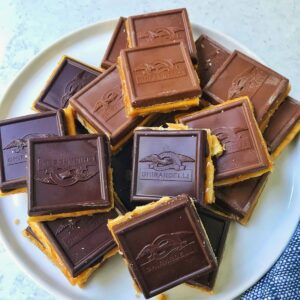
left=126, top=8, right=197, bottom=64
left=264, top=96, right=300, bottom=159
left=215, top=173, right=269, bottom=224
left=26, top=201, right=125, bottom=287
left=118, top=41, right=201, bottom=117
left=33, top=56, right=101, bottom=112
left=187, top=205, right=230, bottom=291
left=131, top=127, right=216, bottom=204
left=203, top=50, right=290, bottom=131
left=28, top=134, right=114, bottom=221
left=69, top=65, right=154, bottom=153
left=108, top=194, right=217, bottom=299
left=101, top=17, right=128, bottom=69
left=0, top=111, right=66, bottom=194
left=177, top=97, right=273, bottom=186
left=195, top=34, right=230, bottom=88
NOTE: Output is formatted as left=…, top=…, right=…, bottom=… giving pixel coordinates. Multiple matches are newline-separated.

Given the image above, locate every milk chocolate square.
left=119, top=41, right=200, bottom=116
left=131, top=129, right=208, bottom=203
left=127, top=8, right=197, bottom=63
left=34, top=56, right=101, bottom=112
left=0, top=111, right=66, bottom=193
left=177, top=97, right=272, bottom=185
left=70, top=65, right=148, bottom=151
left=108, top=194, right=217, bottom=298
left=195, top=34, right=230, bottom=87
left=101, top=17, right=128, bottom=69
left=187, top=206, right=230, bottom=290
left=28, top=134, right=113, bottom=221
left=215, top=173, right=269, bottom=221
left=264, top=96, right=300, bottom=154
left=203, top=50, right=289, bottom=129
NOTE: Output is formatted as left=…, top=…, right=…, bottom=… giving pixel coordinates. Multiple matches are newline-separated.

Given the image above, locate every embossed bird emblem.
left=134, top=59, right=183, bottom=75
left=138, top=26, right=185, bottom=42
left=3, top=133, right=57, bottom=153
left=36, top=164, right=98, bottom=187
left=55, top=219, right=79, bottom=236
left=139, top=151, right=194, bottom=171
left=93, top=87, right=122, bottom=113
left=61, top=71, right=94, bottom=107
left=227, top=66, right=268, bottom=99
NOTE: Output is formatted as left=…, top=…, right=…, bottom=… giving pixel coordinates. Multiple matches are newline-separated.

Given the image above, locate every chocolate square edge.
left=130, top=129, right=207, bottom=203
left=101, top=17, right=127, bottom=69
left=0, top=110, right=66, bottom=192
left=127, top=8, right=197, bottom=64
left=113, top=195, right=217, bottom=298
left=27, top=134, right=111, bottom=216
left=34, top=56, right=102, bottom=112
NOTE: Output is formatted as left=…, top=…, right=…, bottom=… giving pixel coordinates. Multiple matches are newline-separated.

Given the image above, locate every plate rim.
left=0, top=18, right=299, bottom=300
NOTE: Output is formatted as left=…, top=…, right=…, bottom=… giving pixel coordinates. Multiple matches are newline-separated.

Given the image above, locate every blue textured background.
left=0, top=1, right=299, bottom=299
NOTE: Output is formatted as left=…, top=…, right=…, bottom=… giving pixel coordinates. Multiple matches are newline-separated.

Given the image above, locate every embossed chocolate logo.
left=139, top=151, right=194, bottom=182
left=3, top=133, right=56, bottom=166
left=213, top=127, right=252, bottom=154
left=227, top=66, right=268, bottom=99
left=36, top=155, right=98, bottom=187
left=61, top=71, right=95, bottom=107
left=137, top=27, right=185, bottom=43
left=134, top=59, right=186, bottom=84
left=93, top=85, right=123, bottom=121
left=136, top=231, right=196, bottom=274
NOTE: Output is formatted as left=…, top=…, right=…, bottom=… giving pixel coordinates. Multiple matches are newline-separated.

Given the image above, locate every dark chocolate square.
left=111, top=194, right=217, bottom=298
left=39, top=210, right=118, bottom=277
left=203, top=50, right=289, bottom=125
left=0, top=111, right=66, bottom=192
left=34, top=57, right=101, bottom=111
left=28, top=134, right=112, bottom=216
left=131, top=129, right=208, bottom=203
left=120, top=41, right=200, bottom=108
left=127, top=8, right=197, bottom=63
left=177, top=97, right=271, bottom=182
left=187, top=206, right=230, bottom=290
left=195, top=34, right=230, bottom=88
left=70, top=65, right=145, bottom=147
left=101, top=17, right=128, bottom=69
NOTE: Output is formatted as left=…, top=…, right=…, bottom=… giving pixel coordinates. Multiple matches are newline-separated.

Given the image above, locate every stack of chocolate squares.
left=1, top=7, right=299, bottom=298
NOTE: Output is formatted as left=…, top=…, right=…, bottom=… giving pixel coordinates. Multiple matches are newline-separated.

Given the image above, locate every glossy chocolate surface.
left=178, top=98, right=271, bottom=181
left=101, top=17, right=128, bottom=69
left=127, top=8, right=197, bottom=63
left=187, top=205, right=230, bottom=289
left=112, top=194, right=217, bottom=298
left=28, top=134, right=112, bottom=216
left=40, top=210, right=118, bottom=277
left=131, top=129, right=208, bottom=203
left=215, top=173, right=269, bottom=218
left=0, top=111, right=66, bottom=192
left=34, top=57, right=101, bottom=111
left=70, top=65, right=145, bottom=146
left=203, top=50, right=289, bottom=125
left=120, top=41, right=201, bottom=108
left=264, top=97, right=300, bottom=152
left=195, top=34, right=230, bottom=88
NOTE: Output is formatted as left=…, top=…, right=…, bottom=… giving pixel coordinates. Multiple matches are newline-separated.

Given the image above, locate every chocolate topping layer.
left=131, top=129, right=208, bottom=203
left=28, top=134, right=112, bottom=216
left=0, top=111, right=66, bottom=192
left=127, top=8, right=197, bottom=64
left=34, top=57, right=101, bottom=111
left=101, top=17, right=128, bottom=69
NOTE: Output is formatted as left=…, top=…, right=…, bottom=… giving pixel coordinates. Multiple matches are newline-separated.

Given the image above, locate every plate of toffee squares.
left=0, top=8, right=299, bottom=300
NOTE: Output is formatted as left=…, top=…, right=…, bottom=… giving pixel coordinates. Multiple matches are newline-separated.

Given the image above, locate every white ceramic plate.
left=0, top=20, right=299, bottom=300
